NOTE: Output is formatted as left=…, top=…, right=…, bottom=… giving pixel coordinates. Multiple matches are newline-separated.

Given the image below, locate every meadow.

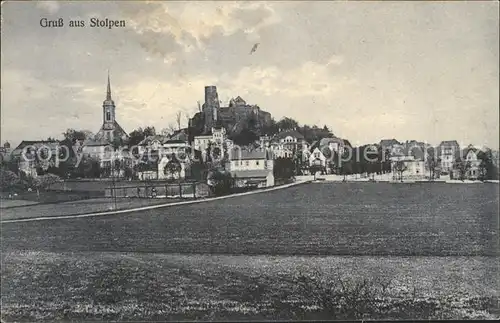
left=1, top=182, right=498, bottom=320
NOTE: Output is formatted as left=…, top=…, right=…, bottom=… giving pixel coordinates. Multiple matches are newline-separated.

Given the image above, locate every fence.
left=104, top=182, right=211, bottom=199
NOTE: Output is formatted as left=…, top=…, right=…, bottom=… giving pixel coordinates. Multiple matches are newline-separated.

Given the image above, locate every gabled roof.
left=462, top=146, right=480, bottom=158
left=309, top=140, right=320, bottom=153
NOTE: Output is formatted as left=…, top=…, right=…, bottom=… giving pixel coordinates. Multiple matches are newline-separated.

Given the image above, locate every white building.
left=270, top=130, right=307, bottom=159
left=193, top=127, right=231, bottom=162
left=438, top=140, right=460, bottom=174
left=390, top=155, right=425, bottom=180
left=225, top=148, right=274, bottom=188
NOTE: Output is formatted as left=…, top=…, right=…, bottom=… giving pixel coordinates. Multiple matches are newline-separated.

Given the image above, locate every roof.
left=169, top=129, right=189, bottom=141
left=438, top=140, right=460, bottom=147
left=462, top=146, right=480, bottom=158
left=379, top=139, right=401, bottom=147
left=164, top=139, right=188, bottom=144
left=404, top=145, right=425, bottom=160
left=319, top=137, right=343, bottom=147
left=138, top=135, right=169, bottom=146
left=228, top=148, right=270, bottom=160
left=14, top=140, right=60, bottom=150
left=230, top=169, right=272, bottom=178
left=274, top=130, right=305, bottom=140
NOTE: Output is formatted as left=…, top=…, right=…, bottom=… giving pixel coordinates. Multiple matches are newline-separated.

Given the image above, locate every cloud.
left=118, top=1, right=281, bottom=56
left=36, top=1, right=60, bottom=14
left=224, top=58, right=354, bottom=98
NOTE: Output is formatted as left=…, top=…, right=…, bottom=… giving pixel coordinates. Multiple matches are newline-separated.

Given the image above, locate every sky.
left=1, top=1, right=499, bottom=149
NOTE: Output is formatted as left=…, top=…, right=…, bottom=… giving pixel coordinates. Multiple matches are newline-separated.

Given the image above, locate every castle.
left=191, top=85, right=272, bottom=136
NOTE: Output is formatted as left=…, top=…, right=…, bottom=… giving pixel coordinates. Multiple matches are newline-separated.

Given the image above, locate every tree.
left=128, top=128, right=146, bottom=147
left=164, top=154, right=182, bottom=181
left=453, top=158, right=471, bottom=181
left=426, top=148, right=440, bottom=180
left=274, top=157, right=295, bottom=180
left=0, top=168, right=21, bottom=192
left=477, top=149, right=498, bottom=181
left=276, top=117, right=299, bottom=131
left=394, top=160, right=407, bottom=182
left=143, top=126, right=156, bottom=137
left=30, top=173, right=61, bottom=200
left=207, top=170, right=234, bottom=196
left=63, top=129, right=93, bottom=143
left=76, top=155, right=101, bottom=178
left=231, top=128, right=259, bottom=146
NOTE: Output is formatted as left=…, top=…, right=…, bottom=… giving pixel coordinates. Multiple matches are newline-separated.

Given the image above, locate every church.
left=94, top=72, right=129, bottom=143
left=81, top=73, right=129, bottom=166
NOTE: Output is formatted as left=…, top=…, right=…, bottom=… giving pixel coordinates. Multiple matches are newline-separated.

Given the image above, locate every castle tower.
left=203, top=85, right=219, bottom=133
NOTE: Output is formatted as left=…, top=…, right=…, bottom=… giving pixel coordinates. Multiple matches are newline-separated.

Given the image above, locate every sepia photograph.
left=1, top=0, right=499, bottom=321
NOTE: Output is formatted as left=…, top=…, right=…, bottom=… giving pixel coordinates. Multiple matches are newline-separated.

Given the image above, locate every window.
left=106, top=111, right=111, bottom=121
left=256, top=160, right=260, bottom=166
left=245, top=161, right=249, bottom=166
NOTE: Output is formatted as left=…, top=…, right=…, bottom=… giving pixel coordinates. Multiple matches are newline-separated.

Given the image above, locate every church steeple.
left=106, top=70, right=112, bottom=101
left=102, top=71, right=116, bottom=130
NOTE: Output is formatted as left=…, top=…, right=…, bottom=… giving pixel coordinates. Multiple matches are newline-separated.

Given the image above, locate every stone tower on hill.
left=203, top=85, right=220, bottom=133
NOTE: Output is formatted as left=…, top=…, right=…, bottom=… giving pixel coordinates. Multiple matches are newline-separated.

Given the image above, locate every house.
left=379, top=139, right=405, bottom=156
left=193, top=127, right=232, bottom=162
left=309, top=146, right=327, bottom=174
left=269, top=130, right=307, bottom=159
left=136, top=135, right=170, bottom=155
left=11, top=140, right=61, bottom=177
left=225, top=148, right=274, bottom=188
left=437, top=140, right=461, bottom=174
left=135, top=135, right=196, bottom=180
left=452, top=145, right=482, bottom=180
left=307, top=136, right=348, bottom=174
left=390, top=154, right=426, bottom=181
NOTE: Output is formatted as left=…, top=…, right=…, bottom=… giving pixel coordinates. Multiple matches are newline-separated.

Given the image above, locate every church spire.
left=106, top=69, right=112, bottom=101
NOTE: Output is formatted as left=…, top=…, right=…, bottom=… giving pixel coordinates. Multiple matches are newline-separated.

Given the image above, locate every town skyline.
left=1, top=1, right=499, bottom=149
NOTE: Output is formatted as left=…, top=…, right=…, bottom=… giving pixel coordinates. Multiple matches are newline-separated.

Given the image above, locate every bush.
left=208, top=170, right=234, bottom=196
left=0, top=168, right=22, bottom=192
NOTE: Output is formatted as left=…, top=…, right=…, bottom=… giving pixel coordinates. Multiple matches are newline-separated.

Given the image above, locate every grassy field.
left=1, top=182, right=498, bottom=320
left=1, top=251, right=498, bottom=321
left=0, top=197, right=187, bottom=221
left=2, top=182, right=498, bottom=256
